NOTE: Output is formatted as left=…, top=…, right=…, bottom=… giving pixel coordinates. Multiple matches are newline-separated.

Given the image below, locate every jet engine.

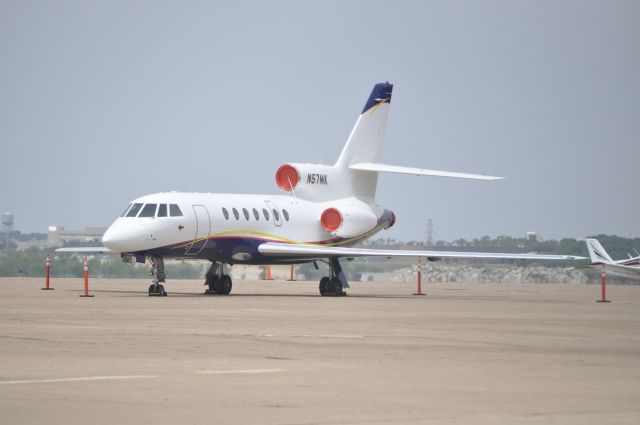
left=275, top=163, right=349, bottom=200
left=319, top=205, right=379, bottom=238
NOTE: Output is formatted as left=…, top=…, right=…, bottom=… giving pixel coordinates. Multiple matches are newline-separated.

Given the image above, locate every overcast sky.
left=1, top=0, right=638, bottom=242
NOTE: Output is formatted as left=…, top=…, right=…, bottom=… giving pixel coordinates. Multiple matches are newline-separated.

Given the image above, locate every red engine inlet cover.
left=275, top=164, right=300, bottom=191
left=321, top=208, right=342, bottom=233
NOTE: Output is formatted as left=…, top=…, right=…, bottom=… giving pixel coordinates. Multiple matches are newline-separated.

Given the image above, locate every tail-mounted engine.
left=275, top=163, right=350, bottom=201
left=319, top=206, right=395, bottom=239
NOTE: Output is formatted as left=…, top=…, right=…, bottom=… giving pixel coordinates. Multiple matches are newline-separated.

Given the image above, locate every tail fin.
left=335, top=82, right=393, bottom=168
left=334, top=83, right=392, bottom=201
left=324, top=82, right=500, bottom=202
left=585, top=238, right=614, bottom=264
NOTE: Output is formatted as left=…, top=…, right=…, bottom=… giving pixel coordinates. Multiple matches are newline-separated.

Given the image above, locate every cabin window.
left=126, top=203, right=143, bottom=217
left=282, top=209, right=289, bottom=221
left=272, top=209, right=280, bottom=222
left=252, top=208, right=260, bottom=221
left=119, top=203, right=133, bottom=217
left=139, top=203, right=157, bottom=217
left=157, top=204, right=167, bottom=217
left=242, top=208, right=250, bottom=221
left=262, top=208, right=270, bottom=221
left=169, top=204, right=183, bottom=217
left=222, top=207, right=229, bottom=220
left=232, top=208, right=239, bottom=220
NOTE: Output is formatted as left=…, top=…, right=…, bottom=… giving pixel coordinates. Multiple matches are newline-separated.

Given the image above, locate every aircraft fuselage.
left=102, top=192, right=395, bottom=265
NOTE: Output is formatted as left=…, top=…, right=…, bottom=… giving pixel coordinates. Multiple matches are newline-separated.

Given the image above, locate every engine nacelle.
left=320, top=205, right=379, bottom=239
left=275, top=163, right=350, bottom=200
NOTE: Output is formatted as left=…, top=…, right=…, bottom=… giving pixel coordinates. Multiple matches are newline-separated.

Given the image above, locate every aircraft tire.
left=217, top=275, right=232, bottom=295
left=319, top=276, right=330, bottom=295
left=149, top=284, right=167, bottom=296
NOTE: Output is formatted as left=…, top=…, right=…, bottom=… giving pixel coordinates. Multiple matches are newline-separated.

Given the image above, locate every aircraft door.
left=185, top=205, right=211, bottom=255
left=264, top=200, right=282, bottom=227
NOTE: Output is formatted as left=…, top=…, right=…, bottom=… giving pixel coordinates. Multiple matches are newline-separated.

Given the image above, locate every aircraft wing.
left=55, top=247, right=112, bottom=254
left=591, top=263, right=640, bottom=280
left=258, top=242, right=585, bottom=261
left=349, top=162, right=503, bottom=180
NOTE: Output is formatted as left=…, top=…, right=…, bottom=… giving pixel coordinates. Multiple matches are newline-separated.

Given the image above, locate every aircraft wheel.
left=319, top=276, right=330, bottom=295
left=216, top=275, right=232, bottom=295
left=149, top=284, right=167, bottom=297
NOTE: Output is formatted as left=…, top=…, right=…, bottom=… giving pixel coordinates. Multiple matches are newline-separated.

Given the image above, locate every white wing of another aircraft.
left=56, top=247, right=111, bottom=254
left=258, top=242, right=584, bottom=261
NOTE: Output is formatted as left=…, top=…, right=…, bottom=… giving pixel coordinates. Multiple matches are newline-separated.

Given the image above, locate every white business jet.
left=585, top=238, right=640, bottom=280
left=58, top=82, right=583, bottom=296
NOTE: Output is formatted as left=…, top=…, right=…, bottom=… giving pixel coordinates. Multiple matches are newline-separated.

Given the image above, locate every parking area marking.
left=0, top=375, right=159, bottom=386
left=195, top=368, right=286, bottom=375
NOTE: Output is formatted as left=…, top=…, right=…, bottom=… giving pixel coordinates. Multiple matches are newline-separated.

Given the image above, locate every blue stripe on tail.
left=361, top=82, right=393, bottom=114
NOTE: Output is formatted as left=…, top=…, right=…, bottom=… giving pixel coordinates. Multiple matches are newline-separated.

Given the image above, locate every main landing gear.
left=204, top=262, right=232, bottom=295
left=148, top=256, right=167, bottom=296
left=319, top=257, right=348, bottom=296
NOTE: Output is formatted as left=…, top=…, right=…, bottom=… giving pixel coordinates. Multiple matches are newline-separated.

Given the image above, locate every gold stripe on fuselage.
left=171, top=223, right=386, bottom=251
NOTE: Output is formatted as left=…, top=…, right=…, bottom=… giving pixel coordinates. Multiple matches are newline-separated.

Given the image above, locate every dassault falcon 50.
left=58, top=82, right=583, bottom=296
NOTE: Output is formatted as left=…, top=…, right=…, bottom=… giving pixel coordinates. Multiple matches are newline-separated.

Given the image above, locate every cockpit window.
left=126, top=203, right=143, bottom=217
left=169, top=204, right=183, bottom=217
left=119, top=203, right=133, bottom=217
left=157, top=204, right=167, bottom=217
left=139, top=203, right=157, bottom=217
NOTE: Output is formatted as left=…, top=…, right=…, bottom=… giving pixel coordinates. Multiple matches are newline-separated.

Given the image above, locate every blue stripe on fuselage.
left=125, top=209, right=395, bottom=264
left=136, top=237, right=310, bottom=264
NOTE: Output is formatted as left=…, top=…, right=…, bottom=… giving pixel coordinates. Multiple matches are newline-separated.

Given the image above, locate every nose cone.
left=102, top=221, right=133, bottom=253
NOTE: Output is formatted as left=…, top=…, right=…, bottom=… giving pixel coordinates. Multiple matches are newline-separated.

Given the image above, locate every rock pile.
left=392, top=264, right=589, bottom=284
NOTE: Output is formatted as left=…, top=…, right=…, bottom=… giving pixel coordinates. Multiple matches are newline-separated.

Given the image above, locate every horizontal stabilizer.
left=258, top=242, right=584, bottom=261
left=55, top=247, right=111, bottom=254
left=349, top=162, right=503, bottom=180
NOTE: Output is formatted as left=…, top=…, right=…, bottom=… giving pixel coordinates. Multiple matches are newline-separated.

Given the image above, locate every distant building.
left=47, top=226, right=108, bottom=246
left=2, top=212, right=14, bottom=251
left=526, top=231, right=539, bottom=242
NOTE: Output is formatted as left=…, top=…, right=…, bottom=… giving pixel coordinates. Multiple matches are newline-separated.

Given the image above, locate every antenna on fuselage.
left=287, top=177, right=298, bottom=204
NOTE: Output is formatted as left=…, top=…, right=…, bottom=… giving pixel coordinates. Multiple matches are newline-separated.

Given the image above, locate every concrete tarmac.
left=1, top=277, right=639, bottom=424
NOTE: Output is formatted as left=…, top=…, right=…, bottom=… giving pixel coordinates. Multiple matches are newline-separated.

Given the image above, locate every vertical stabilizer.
left=336, top=82, right=393, bottom=167
left=334, top=82, right=393, bottom=201
left=586, top=238, right=614, bottom=264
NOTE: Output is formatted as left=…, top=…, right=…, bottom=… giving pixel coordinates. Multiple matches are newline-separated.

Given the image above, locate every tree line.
left=0, top=247, right=206, bottom=278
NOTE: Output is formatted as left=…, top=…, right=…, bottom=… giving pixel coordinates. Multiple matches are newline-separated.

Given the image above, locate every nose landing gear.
left=148, top=256, right=167, bottom=296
